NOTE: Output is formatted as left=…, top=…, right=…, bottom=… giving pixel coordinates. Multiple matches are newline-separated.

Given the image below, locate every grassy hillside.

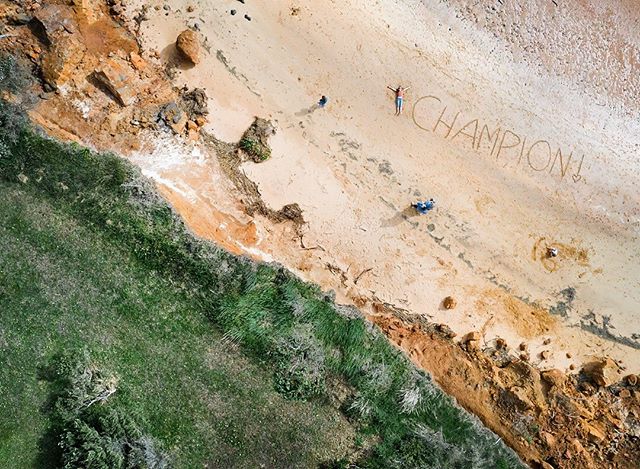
left=0, top=57, right=524, bottom=468
left=0, top=179, right=354, bottom=468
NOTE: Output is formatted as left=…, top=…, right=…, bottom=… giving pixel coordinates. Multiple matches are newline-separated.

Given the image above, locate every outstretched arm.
left=387, top=86, right=396, bottom=92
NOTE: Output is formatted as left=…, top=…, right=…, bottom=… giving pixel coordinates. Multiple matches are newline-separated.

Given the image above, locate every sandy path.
left=124, top=0, right=640, bottom=373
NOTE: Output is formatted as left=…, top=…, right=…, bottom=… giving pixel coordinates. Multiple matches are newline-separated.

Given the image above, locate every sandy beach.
left=121, top=0, right=640, bottom=374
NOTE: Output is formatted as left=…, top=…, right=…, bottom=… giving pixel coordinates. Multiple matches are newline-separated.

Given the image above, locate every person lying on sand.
left=388, top=85, right=410, bottom=115
left=412, top=198, right=435, bottom=214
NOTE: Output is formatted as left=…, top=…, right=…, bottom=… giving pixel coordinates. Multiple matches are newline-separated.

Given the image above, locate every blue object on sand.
left=414, top=199, right=435, bottom=214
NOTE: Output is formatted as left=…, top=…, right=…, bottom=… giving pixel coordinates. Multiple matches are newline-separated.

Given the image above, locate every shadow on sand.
left=160, top=42, right=197, bottom=71
left=380, top=205, right=421, bottom=228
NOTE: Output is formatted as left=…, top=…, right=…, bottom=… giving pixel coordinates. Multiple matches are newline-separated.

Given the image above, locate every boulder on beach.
left=176, top=29, right=200, bottom=65
left=582, top=358, right=620, bottom=387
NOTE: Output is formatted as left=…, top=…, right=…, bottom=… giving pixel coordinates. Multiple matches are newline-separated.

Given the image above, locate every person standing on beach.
left=388, top=85, right=410, bottom=115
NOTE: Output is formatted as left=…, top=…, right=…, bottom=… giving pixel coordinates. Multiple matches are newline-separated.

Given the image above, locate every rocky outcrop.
left=32, top=4, right=77, bottom=45
left=31, top=3, right=84, bottom=89
left=371, top=313, right=640, bottom=469
left=93, top=58, right=137, bottom=106
left=41, top=35, right=86, bottom=88
left=582, top=358, right=621, bottom=387
left=541, top=368, right=566, bottom=388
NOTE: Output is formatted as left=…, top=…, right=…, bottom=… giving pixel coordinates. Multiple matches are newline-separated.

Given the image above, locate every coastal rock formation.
left=583, top=358, right=621, bottom=387
left=41, top=35, right=86, bottom=88
left=32, top=4, right=77, bottom=44
left=372, top=312, right=640, bottom=469
left=93, top=58, right=137, bottom=106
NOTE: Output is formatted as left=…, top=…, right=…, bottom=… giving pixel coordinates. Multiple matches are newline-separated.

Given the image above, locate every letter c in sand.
left=412, top=95, right=443, bottom=132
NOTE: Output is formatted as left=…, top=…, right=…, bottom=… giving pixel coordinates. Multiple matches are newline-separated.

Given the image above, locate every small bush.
left=345, top=394, right=373, bottom=421
left=49, top=352, right=169, bottom=469
left=397, top=371, right=436, bottom=415
left=273, top=325, right=326, bottom=399
left=239, top=137, right=270, bottom=162
left=0, top=54, right=30, bottom=93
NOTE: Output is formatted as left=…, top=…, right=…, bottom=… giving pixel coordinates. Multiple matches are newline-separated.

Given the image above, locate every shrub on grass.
left=345, top=393, right=373, bottom=421
left=397, top=370, right=437, bottom=415
left=273, top=325, right=326, bottom=399
left=50, top=352, right=168, bottom=469
left=0, top=54, right=30, bottom=93
left=386, top=424, right=466, bottom=469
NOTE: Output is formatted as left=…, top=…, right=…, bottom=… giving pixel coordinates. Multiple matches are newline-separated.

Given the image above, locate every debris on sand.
left=462, top=331, right=480, bottom=343
left=541, top=368, right=565, bottom=388
left=436, top=323, right=456, bottom=338
left=274, top=203, right=304, bottom=224
left=158, top=101, right=187, bottom=134
left=129, top=51, right=147, bottom=71
left=462, top=331, right=481, bottom=351
left=179, top=87, right=208, bottom=119
left=203, top=120, right=303, bottom=225
left=442, top=295, right=457, bottom=309
left=239, top=117, right=275, bottom=163
left=175, top=29, right=200, bottom=64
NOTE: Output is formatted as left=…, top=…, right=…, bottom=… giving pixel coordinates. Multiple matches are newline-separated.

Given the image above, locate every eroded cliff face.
left=2, top=1, right=640, bottom=468
left=1, top=0, right=208, bottom=153
left=371, top=310, right=640, bottom=469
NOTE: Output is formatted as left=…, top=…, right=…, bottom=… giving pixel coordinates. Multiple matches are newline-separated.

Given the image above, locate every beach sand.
left=122, top=0, right=640, bottom=373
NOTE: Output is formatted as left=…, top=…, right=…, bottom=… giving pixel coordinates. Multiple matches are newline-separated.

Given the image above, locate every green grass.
left=0, top=183, right=353, bottom=468
left=239, top=137, right=271, bottom=162
left=0, top=55, right=525, bottom=468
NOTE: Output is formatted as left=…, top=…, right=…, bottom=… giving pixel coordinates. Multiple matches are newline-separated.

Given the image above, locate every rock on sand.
left=176, top=29, right=200, bottom=64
